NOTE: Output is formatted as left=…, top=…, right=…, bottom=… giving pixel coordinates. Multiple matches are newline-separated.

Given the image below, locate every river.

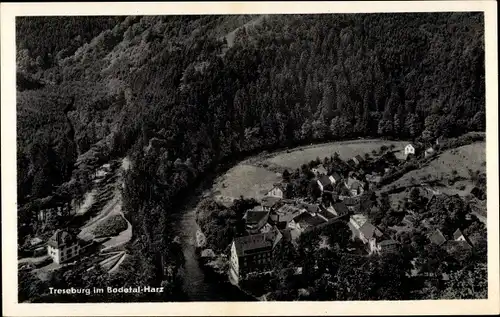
left=171, top=191, right=256, bottom=301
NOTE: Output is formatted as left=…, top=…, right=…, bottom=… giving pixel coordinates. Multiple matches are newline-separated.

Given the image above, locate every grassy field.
left=212, top=164, right=281, bottom=205
left=265, top=139, right=408, bottom=169
left=210, top=139, right=407, bottom=204
left=380, top=142, right=486, bottom=194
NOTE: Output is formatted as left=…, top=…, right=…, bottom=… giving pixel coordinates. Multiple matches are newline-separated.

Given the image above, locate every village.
left=227, top=138, right=487, bottom=287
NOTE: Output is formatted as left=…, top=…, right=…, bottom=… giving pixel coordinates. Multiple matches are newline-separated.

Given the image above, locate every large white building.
left=47, top=230, right=81, bottom=264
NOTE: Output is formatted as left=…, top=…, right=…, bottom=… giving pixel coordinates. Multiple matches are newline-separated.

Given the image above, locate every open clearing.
left=213, top=164, right=280, bottom=205
left=210, top=139, right=406, bottom=204
left=380, top=142, right=485, bottom=193
left=265, top=139, right=407, bottom=169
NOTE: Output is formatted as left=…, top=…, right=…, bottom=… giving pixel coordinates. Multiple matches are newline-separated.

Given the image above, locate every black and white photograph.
left=2, top=1, right=499, bottom=316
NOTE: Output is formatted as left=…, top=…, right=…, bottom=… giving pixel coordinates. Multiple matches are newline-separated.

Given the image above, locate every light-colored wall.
left=47, top=245, right=61, bottom=264
left=369, top=239, right=379, bottom=254
left=268, top=187, right=283, bottom=198
left=317, top=180, right=324, bottom=191
left=47, top=243, right=80, bottom=264
left=230, top=241, right=239, bottom=278
left=405, top=145, right=415, bottom=155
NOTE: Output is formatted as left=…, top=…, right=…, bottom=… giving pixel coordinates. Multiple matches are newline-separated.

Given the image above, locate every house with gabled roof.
left=243, top=208, right=270, bottom=234
left=404, top=143, right=416, bottom=157
left=424, top=147, right=436, bottom=158
left=312, top=164, right=328, bottom=176
left=349, top=214, right=384, bottom=254
left=317, top=175, right=333, bottom=192
left=294, top=211, right=327, bottom=231
left=352, top=155, right=365, bottom=166
left=271, top=204, right=304, bottom=228
left=261, top=196, right=281, bottom=211
left=428, top=229, right=446, bottom=246
left=452, top=228, right=470, bottom=244
left=266, top=183, right=287, bottom=199
left=328, top=172, right=342, bottom=184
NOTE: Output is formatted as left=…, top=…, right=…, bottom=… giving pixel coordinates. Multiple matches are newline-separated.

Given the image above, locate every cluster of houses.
left=229, top=179, right=355, bottom=283
left=229, top=139, right=482, bottom=283
left=426, top=227, right=475, bottom=264
left=19, top=162, right=119, bottom=270
left=348, top=213, right=399, bottom=255
left=404, top=138, right=442, bottom=160
left=229, top=152, right=400, bottom=282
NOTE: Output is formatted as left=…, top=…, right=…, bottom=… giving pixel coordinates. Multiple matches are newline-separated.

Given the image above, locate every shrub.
left=92, top=214, right=128, bottom=238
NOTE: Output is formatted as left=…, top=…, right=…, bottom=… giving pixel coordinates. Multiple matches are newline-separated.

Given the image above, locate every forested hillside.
left=17, top=13, right=485, bottom=300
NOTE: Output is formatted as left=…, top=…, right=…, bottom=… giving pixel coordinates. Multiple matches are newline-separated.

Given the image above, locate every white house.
left=47, top=230, right=81, bottom=264
left=404, top=144, right=416, bottom=156
left=453, top=229, right=467, bottom=242
left=349, top=214, right=384, bottom=254
left=328, top=172, right=342, bottom=184
left=266, top=184, right=285, bottom=199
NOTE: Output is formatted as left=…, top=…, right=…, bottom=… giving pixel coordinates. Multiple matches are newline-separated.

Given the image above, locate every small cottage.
left=404, top=144, right=416, bottom=157
left=349, top=214, right=384, bottom=254
left=266, top=184, right=288, bottom=199
left=453, top=229, right=468, bottom=243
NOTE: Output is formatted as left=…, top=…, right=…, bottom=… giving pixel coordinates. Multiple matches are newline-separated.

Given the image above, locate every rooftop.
left=345, top=177, right=362, bottom=190
left=442, top=240, right=472, bottom=261
left=261, top=196, right=282, bottom=208
left=276, top=204, right=304, bottom=223
left=331, top=202, right=349, bottom=216
left=234, top=227, right=282, bottom=257
left=453, top=228, right=465, bottom=240
left=313, top=165, right=328, bottom=174
left=330, top=172, right=342, bottom=182
left=351, top=214, right=368, bottom=227
left=428, top=229, right=447, bottom=246
left=244, top=209, right=270, bottom=225
left=359, top=222, right=383, bottom=240
left=379, top=239, right=399, bottom=246
left=47, top=229, right=78, bottom=249
left=299, top=203, right=319, bottom=214
left=318, top=175, right=332, bottom=187
left=295, top=212, right=327, bottom=228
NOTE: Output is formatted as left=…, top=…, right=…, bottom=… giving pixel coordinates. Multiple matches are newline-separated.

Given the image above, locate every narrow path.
left=100, top=212, right=132, bottom=251
left=108, top=252, right=128, bottom=274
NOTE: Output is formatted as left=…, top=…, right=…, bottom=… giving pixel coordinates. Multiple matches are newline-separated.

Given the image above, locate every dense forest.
left=16, top=13, right=485, bottom=300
